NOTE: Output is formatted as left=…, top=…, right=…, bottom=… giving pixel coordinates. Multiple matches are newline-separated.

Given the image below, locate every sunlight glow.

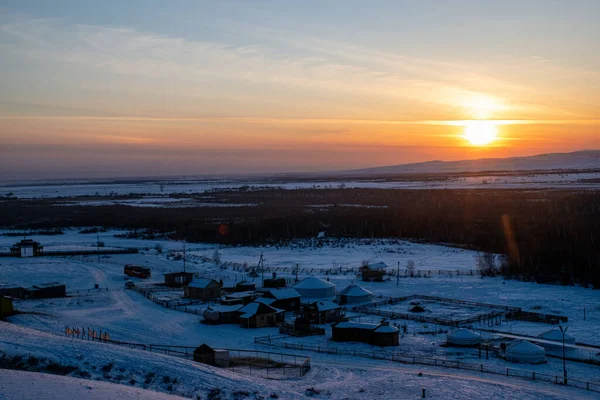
left=463, top=120, right=498, bottom=146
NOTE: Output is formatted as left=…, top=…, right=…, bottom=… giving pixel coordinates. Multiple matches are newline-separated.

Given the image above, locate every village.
left=1, top=230, right=599, bottom=399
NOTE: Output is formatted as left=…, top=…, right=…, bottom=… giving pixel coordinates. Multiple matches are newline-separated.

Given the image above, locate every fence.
left=254, top=335, right=599, bottom=393
left=67, top=333, right=310, bottom=380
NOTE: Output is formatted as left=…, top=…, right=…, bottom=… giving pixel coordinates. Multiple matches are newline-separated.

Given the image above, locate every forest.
left=1, top=188, right=599, bottom=287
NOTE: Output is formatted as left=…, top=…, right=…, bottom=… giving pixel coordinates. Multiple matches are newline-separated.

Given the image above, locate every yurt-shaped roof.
left=293, top=277, right=336, bottom=298
left=336, top=284, right=373, bottom=304
left=446, top=328, right=481, bottom=346
left=505, top=340, right=546, bottom=364
left=537, top=329, right=575, bottom=343
left=374, top=323, right=399, bottom=333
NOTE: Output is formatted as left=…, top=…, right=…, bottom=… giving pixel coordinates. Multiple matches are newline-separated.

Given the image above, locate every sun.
left=463, top=120, right=498, bottom=146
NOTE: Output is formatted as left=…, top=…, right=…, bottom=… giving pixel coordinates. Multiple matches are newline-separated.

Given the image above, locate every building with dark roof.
left=331, top=320, right=399, bottom=346
left=10, top=239, right=43, bottom=257
left=184, top=278, right=221, bottom=300
left=263, top=288, right=301, bottom=311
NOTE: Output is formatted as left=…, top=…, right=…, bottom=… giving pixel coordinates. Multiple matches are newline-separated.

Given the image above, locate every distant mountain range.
left=340, top=150, right=600, bottom=176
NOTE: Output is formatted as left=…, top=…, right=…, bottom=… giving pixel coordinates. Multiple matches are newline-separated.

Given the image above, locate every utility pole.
left=295, top=263, right=299, bottom=283
left=96, top=232, right=100, bottom=263
left=259, top=252, right=265, bottom=286
left=183, top=242, right=186, bottom=273
left=396, top=261, right=400, bottom=286
left=559, top=325, right=568, bottom=385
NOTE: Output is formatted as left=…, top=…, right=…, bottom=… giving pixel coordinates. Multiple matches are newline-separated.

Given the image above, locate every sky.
left=0, top=0, right=599, bottom=179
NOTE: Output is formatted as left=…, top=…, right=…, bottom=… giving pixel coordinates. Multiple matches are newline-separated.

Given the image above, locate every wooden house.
left=27, top=282, right=66, bottom=299
left=313, top=301, right=343, bottom=323
left=184, top=278, right=221, bottom=301
left=359, top=262, right=388, bottom=282
left=238, top=302, right=284, bottom=328
left=202, top=304, right=243, bottom=324
left=10, top=239, right=43, bottom=257
left=263, top=288, right=301, bottom=311
left=164, top=272, right=194, bottom=288
left=331, top=320, right=398, bottom=346
left=0, top=296, right=14, bottom=319
left=193, top=344, right=230, bottom=367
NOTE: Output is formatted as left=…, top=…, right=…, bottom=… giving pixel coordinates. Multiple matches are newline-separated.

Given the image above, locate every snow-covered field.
left=2, top=170, right=600, bottom=199
left=1, top=229, right=599, bottom=399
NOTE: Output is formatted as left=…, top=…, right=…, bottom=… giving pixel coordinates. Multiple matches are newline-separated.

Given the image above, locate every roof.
left=337, top=284, right=372, bottom=297
left=0, top=283, right=23, bottom=289
left=293, top=277, right=335, bottom=290
left=163, top=271, right=194, bottom=277
left=447, top=328, right=480, bottom=341
left=268, top=288, right=301, bottom=300
left=239, top=302, right=283, bottom=316
left=334, top=321, right=378, bottom=330
left=32, top=282, right=64, bottom=289
left=207, top=304, right=243, bottom=313
left=255, top=297, right=276, bottom=306
left=314, top=301, right=340, bottom=312
left=537, top=329, right=575, bottom=342
left=506, top=340, right=545, bottom=355
left=188, top=278, right=217, bottom=289
left=225, top=291, right=254, bottom=299
left=366, top=262, right=388, bottom=270
left=374, top=324, right=399, bottom=333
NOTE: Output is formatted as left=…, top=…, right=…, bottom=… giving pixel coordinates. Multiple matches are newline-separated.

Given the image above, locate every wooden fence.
left=254, top=335, right=599, bottom=393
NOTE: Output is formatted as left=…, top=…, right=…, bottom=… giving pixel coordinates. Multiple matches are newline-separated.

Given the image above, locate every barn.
left=184, top=278, right=221, bottom=301
left=359, top=262, right=387, bottom=282
left=238, top=302, right=284, bottom=328
left=27, top=282, right=66, bottom=299
left=263, top=288, right=301, bottom=311
left=202, top=304, right=243, bottom=324
left=0, top=296, right=14, bottom=319
left=164, top=272, right=195, bottom=288
left=336, top=284, right=373, bottom=305
left=331, top=320, right=399, bottom=346
left=193, top=344, right=230, bottom=367
left=293, top=277, right=335, bottom=299
left=10, top=239, right=43, bottom=257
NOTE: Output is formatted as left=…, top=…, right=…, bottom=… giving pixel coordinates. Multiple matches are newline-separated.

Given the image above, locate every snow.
left=337, top=284, right=372, bottom=297
left=293, top=277, right=335, bottom=290
left=267, top=288, right=301, bottom=300
left=314, top=301, right=340, bottom=312
left=187, top=278, right=215, bottom=289
left=0, top=369, right=189, bottom=400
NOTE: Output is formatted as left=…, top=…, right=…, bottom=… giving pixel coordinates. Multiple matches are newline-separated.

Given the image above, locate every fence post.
left=506, top=368, right=508, bottom=376
left=532, top=372, right=535, bottom=381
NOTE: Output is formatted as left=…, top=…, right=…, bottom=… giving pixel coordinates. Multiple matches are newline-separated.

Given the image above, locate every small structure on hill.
left=27, top=282, right=66, bottom=299
left=0, top=296, right=14, bottom=319
left=164, top=271, right=194, bottom=288
left=331, top=319, right=399, bottom=346
left=504, top=340, right=546, bottom=364
left=359, top=262, right=387, bottom=282
left=263, top=288, right=301, bottom=311
left=239, top=302, right=284, bottom=328
left=0, top=284, right=25, bottom=299
left=202, top=304, right=243, bottom=324
left=184, top=278, right=221, bottom=300
left=293, top=277, right=335, bottom=299
left=336, top=284, right=373, bottom=305
left=446, top=328, right=482, bottom=347
left=10, top=239, right=44, bottom=258
left=193, top=344, right=230, bottom=367
left=263, top=273, right=286, bottom=289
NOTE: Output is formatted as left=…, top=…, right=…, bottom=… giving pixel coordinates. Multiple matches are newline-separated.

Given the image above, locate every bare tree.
left=475, top=252, right=498, bottom=276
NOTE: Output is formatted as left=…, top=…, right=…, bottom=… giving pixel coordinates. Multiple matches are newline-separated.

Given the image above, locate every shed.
left=235, top=281, right=256, bottom=292
left=446, top=328, right=482, bottom=347
left=331, top=320, right=399, bottom=346
left=10, top=239, right=43, bottom=257
left=360, top=262, right=387, bottom=282
left=263, top=273, right=286, bottom=289
left=293, top=277, right=335, bottom=299
left=313, top=301, right=343, bottom=323
left=164, top=272, right=194, bottom=288
left=193, top=344, right=230, bottom=367
left=202, top=304, right=243, bottom=324
left=29, top=282, right=66, bottom=299
left=184, top=278, right=221, bottom=300
left=505, top=340, right=546, bottom=364
left=0, top=284, right=26, bottom=299
left=336, top=284, right=373, bottom=305
left=0, top=296, right=14, bottom=319
left=238, top=302, right=284, bottom=328
left=264, top=288, right=301, bottom=311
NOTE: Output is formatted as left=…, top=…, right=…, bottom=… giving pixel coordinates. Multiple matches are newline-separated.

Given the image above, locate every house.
left=184, top=278, right=221, bottom=301
left=263, top=273, right=286, bottom=289
left=238, top=302, right=284, bottom=328
left=263, top=288, right=301, bottom=311
left=27, top=282, right=66, bottom=299
left=313, top=301, right=343, bottom=323
left=193, top=344, right=230, bottom=367
left=164, top=272, right=195, bottom=288
left=202, top=304, right=243, bottom=324
left=331, top=319, right=399, bottom=346
left=360, top=262, right=388, bottom=282
left=222, top=291, right=255, bottom=305
left=10, top=239, right=43, bottom=257
left=0, top=296, right=14, bottom=319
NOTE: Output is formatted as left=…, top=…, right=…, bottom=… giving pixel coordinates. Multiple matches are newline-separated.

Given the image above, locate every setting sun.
left=463, top=121, right=498, bottom=146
